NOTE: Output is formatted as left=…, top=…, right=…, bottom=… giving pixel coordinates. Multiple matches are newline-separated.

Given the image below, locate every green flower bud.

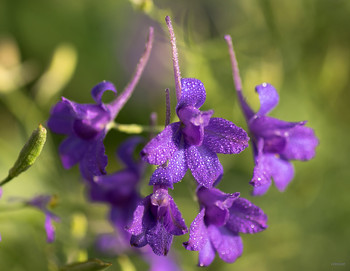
left=1, top=124, right=46, bottom=186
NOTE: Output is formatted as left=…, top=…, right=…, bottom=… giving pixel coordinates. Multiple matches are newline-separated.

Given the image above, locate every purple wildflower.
left=184, top=187, right=267, bottom=266
left=225, top=35, right=319, bottom=196
left=48, top=27, right=154, bottom=181
left=142, top=79, right=249, bottom=189
left=140, top=18, right=249, bottom=189
left=27, top=195, right=60, bottom=243
left=127, top=186, right=188, bottom=256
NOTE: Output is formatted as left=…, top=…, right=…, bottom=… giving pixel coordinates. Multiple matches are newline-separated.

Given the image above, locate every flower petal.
left=187, top=145, right=223, bottom=188
left=45, top=215, right=55, bottom=243
left=198, top=239, right=216, bottom=267
left=177, top=78, right=206, bottom=110
left=141, top=122, right=181, bottom=165
left=178, top=106, right=213, bottom=146
left=281, top=125, right=319, bottom=161
left=149, top=167, right=174, bottom=189
left=207, top=225, right=243, bottom=263
left=44, top=213, right=59, bottom=243
left=183, top=209, right=208, bottom=251
left=226, top=198, right=268, bottom=234
left=91, top=81, right=117, bottom=106
left=255, top=83, right=279, bottom=116
left=267, top=155, right=295, bottom=192
left=203, top=118, right=249, bottom=154
left=149, top=147, right=188, bottom=188
left=162, top=196, right=188, bottom=236
left=59, top=136, right=88, bottom=169
left=249, top=116, right=304, bottom=140
left=90, top=169, right=139, bottom=204
left=130, top=232, right=148, bottom=248
left=197, top=187, right=239, bottom=226
left=79, top=132, right=108, bottom=181
left=117, top=136, right=144, bottom=171
left=146, top=221, right=173, bottom=256
left=47, top=99, right=75, bottom=134
left=197, top=187, right=239, bottom=209
left=127, top=200, right=146, bottom=236
left=251, top=151, right=294, bottom=195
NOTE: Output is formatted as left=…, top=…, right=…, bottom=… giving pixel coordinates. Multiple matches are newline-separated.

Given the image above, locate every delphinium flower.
left=183, top=187, right=267, bottom=266
left=26, top=195, right=60, bottom=243
left=225, top=35, right=319, bottom=196
left=141, top=17, right=249, bottom=189
left=127, top=185, right=188, bottom=256
left=47, top=27, right=154, bottom=181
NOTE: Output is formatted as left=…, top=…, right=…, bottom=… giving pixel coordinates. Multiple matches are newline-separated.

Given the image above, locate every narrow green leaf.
left=59, top=259, right=112, bottom=271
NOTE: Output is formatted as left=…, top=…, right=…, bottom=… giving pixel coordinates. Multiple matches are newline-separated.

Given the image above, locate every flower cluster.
left=47, top=16, right=318, bottom=269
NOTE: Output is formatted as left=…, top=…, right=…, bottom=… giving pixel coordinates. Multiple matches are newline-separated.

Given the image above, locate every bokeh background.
left=0, top=0, right=349, bottom=270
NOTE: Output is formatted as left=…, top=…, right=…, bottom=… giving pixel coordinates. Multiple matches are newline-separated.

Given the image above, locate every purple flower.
left=225, top=36, right=319, bottom=196
left=48, top=27, right=154, bottom=181
left=48, top=81, right=117, bottom=180
left=89, top=136, right=145, bottom=230
left=27, top=195, right=60, bottom=243
left=184, top=187, right=267, bottom=266
left=127, top=186, right=188, bottom=256
left=141, top=78, right=249, bottom=188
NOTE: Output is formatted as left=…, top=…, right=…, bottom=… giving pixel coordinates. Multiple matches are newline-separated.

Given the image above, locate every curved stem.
left=110, top=27, right=154, bottom=117
left=165, top=88, right=171, bottom=126
left=225, top=35, right=254, bottom=120
left=165, top=16, right=182, bottom=101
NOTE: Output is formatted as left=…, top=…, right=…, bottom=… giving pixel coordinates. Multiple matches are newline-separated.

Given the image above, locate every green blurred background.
left=0, top=0, right=349, bottom=270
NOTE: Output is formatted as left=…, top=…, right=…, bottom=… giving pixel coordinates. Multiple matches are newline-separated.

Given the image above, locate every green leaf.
left=59, top=259, right=112, bottom=271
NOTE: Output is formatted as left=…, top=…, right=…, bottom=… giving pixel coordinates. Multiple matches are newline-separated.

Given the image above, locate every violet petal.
left=91, top=81, right=117, bottom=106
left=127, top=201, right=146, bottom=236
left=198, top=239, right=216, bottom=267
left=146, top=221, right=173, bottom=256
left=207, top=225, right=243, bottom=263
left=177, top=78, right=206, bottom=111
left=162, top=196, right=188, bottom=236
left=79, top=132, right=108, bottom=180
left=203, top=117, right=249, bottom=154
left=255, top=83, right=279, bottom=116
left=164, top=147, right=188, bottom=185
left=186, top=145, right=223, bottom=188
left=183, top=209, right=208, bottom=251
left=47, top=100, right=74, bottom=135
left=59, top=136, right=88, bottom=169
left=117, top=136, right=144, bottom=171
left=281, top=125, right=319, bottom=161
left=141, top=122, right=181, bottom=165
left=226, top=197, right=268, bottom=234
left=266, top=154, right=295, bottom=192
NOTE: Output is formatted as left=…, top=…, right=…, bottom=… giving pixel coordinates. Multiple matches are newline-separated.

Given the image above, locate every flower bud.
left=8, top=124, right=47, bottom=179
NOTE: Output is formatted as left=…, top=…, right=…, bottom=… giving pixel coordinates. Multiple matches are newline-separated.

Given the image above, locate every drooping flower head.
left=141, top=18, right=249, bottom=189
left=225, top=35, right=319, bottom=196
left=184, top=187, right=267, bottom=266
left=127, top=185, right=188, bottom=256
left=47, top=27, right=154, bottom=181
left=26, top=195, right=60, bottom=243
